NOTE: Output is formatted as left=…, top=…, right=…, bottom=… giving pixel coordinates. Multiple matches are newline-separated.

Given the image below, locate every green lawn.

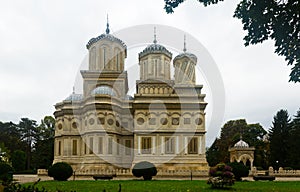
left=27, top=180, right=300, bottom=192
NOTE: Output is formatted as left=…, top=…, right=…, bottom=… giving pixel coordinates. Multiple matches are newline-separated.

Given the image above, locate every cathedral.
left=53, top=22, right=208, bottom=175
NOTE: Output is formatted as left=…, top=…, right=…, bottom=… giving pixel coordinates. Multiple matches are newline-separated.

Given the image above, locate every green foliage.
left=0, top=122, right=25, bottom=157
left=17, top=118, right=38, bottom=170
left=206, top=119, right=268, bottom=168
left=234, top=0, right=300, bottom=82
left=269, top=109, right=291, bottom=169
left=132, top=161, right=157, bottom=180
left=11, top=150, right=26, bottom=172
left=164, top=0, right=300, bottom=82
left=287, top=108, right=300, bottom=169
left=2, top=179, right=74, bottom=192
left=206, top=138, right=221, bottom=166
left=48, top=162, right=73, bottom=181
left=207, top=163, right=234, bottom=188
left=0, top=162, right=13, bottom=182
left=164, top=0, right=224, bottom=13
left=228, top=162, right=249, bottom=181
left=32, top=116, right=55, bottom=169
left=0, top=143, right=10, bottom=163
left=0, top=116, right=55, bottom=171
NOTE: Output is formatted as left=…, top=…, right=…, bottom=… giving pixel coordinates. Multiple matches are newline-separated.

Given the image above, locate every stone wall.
left=38, top=168, right=208, bottom=178
left=251, top=167, right=300, bottom=177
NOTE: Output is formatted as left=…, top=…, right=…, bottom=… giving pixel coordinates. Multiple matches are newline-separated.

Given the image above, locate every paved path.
left=13, top=175, right=300, bottom=184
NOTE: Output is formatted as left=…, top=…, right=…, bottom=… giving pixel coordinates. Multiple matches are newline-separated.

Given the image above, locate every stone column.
left=161, top=136, right=164, bottom=154
left=137, top=136, right=141, bottom=154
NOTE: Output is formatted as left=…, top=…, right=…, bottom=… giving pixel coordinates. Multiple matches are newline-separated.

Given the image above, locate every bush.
left=11, top=150, right=26, bottom=172
left=207, top=163, right=234, bottom=188
left=228, top=162, right=249, bottom=181
left=0, top=162, right=13, bottom=182
left=132, top=161, right=157, bottom=180
left=48, top=162, right=73, bottom=181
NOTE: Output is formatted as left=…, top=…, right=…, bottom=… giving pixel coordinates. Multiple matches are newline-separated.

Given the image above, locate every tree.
left=0, top=121, right=25, bottom=155
left=11, top=150, right=26, bottom=172
left=269, top=109, right=291, bottom=169
left=164, top=0, right=300, bottom=82
left=32, top=116, right=55, bottom=169
left=206, top=138, right=221, bottom=166
left=287, top=108, right=300, bottom=169
left=17, top=118, right=38, bottom=170
left=206, top=119, right=268, bottom=168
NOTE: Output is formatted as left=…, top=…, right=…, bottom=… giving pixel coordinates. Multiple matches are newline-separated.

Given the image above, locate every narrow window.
left=142, top=137, right=152, bottom=154
left=108, top=137, right=113, bottom=154
left=89, top=137, right=94, bottom=154
left=188, top=137, right=198, bottom=154
left=165, top=137, right=175, bottom=154
left=125, top=140, right=132, bottom=155
left=117, top=139, right=120, bottom=155
left=58, top=141, right=61, bottom=156
left=103, top=48, right=106, bottom=67
left=98, top=137, right=103, bottom=154
left=72, top=140, right=77, bottom=155
left=116, top=53, right=119, bottom=69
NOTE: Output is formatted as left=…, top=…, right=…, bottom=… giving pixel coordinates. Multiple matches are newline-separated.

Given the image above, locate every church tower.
left=138, top=28, right=172, bottom=81
left=82, top=18, right=128, bottom=98
left=173, top=35, right=196, bottom=85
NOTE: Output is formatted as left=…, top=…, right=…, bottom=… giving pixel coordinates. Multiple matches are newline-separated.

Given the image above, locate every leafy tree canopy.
left=164, top=0, right=300, bottom=82
left=206, top=119, right=267, bottom=167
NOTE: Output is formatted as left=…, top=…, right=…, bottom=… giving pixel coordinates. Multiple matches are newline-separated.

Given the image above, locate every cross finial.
left=240, top=135, right=243, bottom=140
left=106, top=14, right=110, bottom=34
left=183, top=35, right=187, bottom=52
left=153, top=27, right=157, bottom=44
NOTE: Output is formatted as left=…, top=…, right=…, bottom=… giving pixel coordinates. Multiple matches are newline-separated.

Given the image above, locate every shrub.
left=48, top=162, right=73, bottom=181
left=0, top=162, right=13, bottom=182
left=11, top=150, right=26, bottom=172
left=132, top=161, right=157, bottom=180
left=207, top=163, right=234, bottom=188
left=228, top=162, right=249, bottom=181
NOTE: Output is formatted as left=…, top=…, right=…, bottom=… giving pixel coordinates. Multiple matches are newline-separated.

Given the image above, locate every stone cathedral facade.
left=53, top=24, right=208, bottom=174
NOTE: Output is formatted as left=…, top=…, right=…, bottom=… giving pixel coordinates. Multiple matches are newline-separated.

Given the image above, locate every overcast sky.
left=1, top=0, right=299, bottom=146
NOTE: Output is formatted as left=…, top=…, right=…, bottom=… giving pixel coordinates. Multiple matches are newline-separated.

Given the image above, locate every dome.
left=64, top=93, right=83, bottom=102
left=91, top=86, right=116, bottom=96
left=234, top=139, right=249, bottom=148
left=86, top=34, right=127, bottom=50
left=86, top=21, right=126, bottom=50
left=174, top=52, right=197, bottom=63
left=139, top=43, right=172, bottom=59
left=174, top=35, right=197, bottom=63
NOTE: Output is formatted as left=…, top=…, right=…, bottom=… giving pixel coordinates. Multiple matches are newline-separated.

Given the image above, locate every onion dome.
left=138, top=27, right=172, bottom=59
left=174, top=35, right=197, bottom=63
left=91, top=85, right=116, bottom=96
left=139, top=43, right=172, bottom=59
left=86, top=17, right=126, bottom=50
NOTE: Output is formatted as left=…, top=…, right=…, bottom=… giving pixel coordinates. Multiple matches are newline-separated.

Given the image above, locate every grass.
left=25, top=180, right=300, bottom=192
